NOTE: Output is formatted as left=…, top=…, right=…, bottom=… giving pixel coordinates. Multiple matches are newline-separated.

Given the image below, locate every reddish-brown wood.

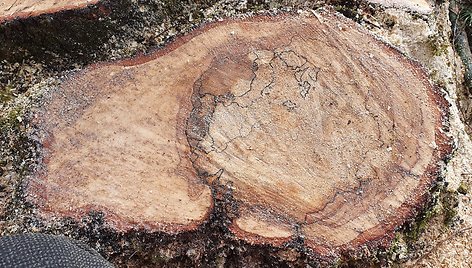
left=0, top=0, right=99, bottom=22
left=29, top=12, right=452, bottom=255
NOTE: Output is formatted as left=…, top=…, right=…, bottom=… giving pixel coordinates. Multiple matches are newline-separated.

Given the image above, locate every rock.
left=366, top=0, right=433, bottom=14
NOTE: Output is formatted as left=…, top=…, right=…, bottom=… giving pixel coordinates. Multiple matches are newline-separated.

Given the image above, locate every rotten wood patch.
left=28, top=12, right=452, bottom=256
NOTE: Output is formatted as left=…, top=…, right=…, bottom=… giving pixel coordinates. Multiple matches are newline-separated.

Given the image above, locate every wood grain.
left=29, top=13, right=452, bottom=254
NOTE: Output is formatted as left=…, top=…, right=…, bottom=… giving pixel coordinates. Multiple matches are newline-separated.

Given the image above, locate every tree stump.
left=29, top=12, right=452, bottom=257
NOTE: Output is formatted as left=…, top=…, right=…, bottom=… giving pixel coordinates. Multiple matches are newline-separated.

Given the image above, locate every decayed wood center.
left=29, top=13, right=451, bottom=253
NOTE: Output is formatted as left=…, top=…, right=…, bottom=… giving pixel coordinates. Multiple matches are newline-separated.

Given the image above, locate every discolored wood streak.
left=30, top=13, right=451, bottom=253
left=0, top=0, right=99, bottom=22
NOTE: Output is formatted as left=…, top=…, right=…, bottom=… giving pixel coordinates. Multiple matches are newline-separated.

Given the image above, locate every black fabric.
left=0, top=233, right=114, bottom=268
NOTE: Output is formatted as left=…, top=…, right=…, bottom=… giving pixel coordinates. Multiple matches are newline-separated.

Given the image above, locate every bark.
left=450, top=0, right=472, bottom=93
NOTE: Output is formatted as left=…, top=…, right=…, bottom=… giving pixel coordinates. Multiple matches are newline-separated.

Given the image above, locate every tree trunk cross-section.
left=29, top=13, right=452, bottom=255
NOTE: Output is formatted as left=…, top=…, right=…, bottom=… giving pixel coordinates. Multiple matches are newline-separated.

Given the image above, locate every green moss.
left=150, top=254, right=171, bottom=264
left=0, top=107, right=23, bottom=130
left=0, top=105, right=34, bottom=178
left=397, top=187, right=459, bottom=257
left=427, top=34, right=449, bottom=57
left=0, top=85, right=14, bottom=104
left=388, top=234, right=408, bottom=262
left=457, top=181, right=469, bottom=195
left=403, top=202, right=439, bottom=242
left=441, top=190, right=459, bottom=226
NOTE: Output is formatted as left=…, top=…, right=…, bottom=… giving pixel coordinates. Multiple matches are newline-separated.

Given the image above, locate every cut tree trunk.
left=28, top=12, right=452, bottom=259
left=0, top=0, right=98, bottom=22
